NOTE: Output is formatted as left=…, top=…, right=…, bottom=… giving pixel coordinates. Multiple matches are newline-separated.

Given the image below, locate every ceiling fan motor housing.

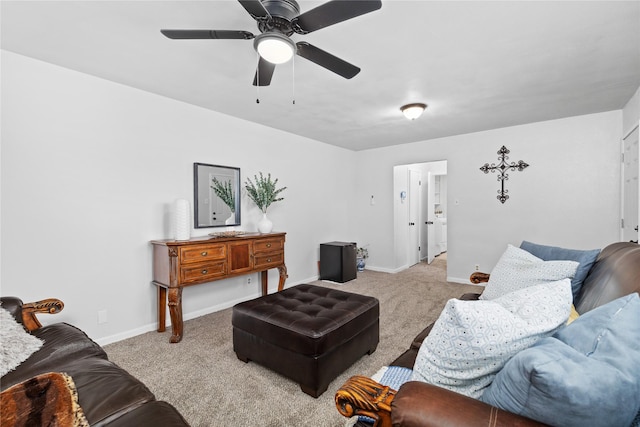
left=257, top=0, right=300, bottom=35
left=262, top=0, right=300, bottom=20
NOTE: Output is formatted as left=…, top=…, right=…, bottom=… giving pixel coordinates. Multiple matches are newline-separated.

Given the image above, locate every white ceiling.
left=2, top=1, right=639, bottom=151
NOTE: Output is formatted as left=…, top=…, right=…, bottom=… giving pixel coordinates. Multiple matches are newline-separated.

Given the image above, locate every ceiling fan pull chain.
left=292, top=55, right=295, bottom=105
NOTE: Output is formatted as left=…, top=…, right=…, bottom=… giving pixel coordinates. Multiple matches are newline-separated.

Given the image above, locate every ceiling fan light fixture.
left=255, top=32, right=296, bottom=64
left=401, top=103, right=427, bottom=120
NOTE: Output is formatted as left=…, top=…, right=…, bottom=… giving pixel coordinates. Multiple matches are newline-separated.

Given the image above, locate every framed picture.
left=193, top=162, right=241, bottom=228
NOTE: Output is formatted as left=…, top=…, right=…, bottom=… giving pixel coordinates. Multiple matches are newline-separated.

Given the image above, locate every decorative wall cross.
left=479, top=146, right=529, bottom=203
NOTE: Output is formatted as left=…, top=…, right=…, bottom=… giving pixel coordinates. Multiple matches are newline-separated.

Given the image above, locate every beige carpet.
left=105, top=256, right=481, bottom=427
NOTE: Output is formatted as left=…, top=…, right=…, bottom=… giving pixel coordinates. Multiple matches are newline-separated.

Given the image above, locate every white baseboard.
left=289, top=275, right=320, bottom=286
left=96, top=276, right=320, bottom=346
left=96, top=323, right=158, bottom=347
left=447, top=276, right=484, bottom=287
left=366, top=264, right=406, bottom=274
left=97, top=272, right=484, bottom=346
left=446, top=276, right=471, bottom=284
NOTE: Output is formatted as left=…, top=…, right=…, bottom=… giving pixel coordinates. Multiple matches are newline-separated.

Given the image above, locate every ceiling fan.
left=161, top=0, right=382, bottom=86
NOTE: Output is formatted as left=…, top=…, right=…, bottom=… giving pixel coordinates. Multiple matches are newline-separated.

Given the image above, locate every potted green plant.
left=245, top=172, right=287, bottom=233
left=356, top=247, right=368, bottom=272
left=211, top=178, right=236, bottom=224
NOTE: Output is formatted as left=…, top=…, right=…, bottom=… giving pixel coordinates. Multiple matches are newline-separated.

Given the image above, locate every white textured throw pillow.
left=0, top=307, right=44, bottom=377
left=480, top=244, right=579, bottom=300
left=410, top=279, right=572, bottom=399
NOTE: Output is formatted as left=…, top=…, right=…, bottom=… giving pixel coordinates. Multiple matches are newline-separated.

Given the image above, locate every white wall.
left=623, top=86, right=640, bottom=136
left=392, top=165, right=409, bottom=270
left=1, top=51, right=357, bottom=344
left=0, top=50, right=630, bottom=345
left=353, top=111, right=623, bottom=283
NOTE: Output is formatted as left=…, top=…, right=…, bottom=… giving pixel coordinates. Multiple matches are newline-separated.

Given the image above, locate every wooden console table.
left=151, top=232, right=287, bottom=343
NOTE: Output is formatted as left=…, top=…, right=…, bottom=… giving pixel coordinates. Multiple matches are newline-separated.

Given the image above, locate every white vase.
left=175, top=199, right=190, bottom=240
left=225, top=212, right=236, bottom=225
left=257, top=212, right=273, bottom=234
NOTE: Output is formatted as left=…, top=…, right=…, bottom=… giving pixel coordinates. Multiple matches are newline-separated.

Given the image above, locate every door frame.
left=393, top=160, right=447, bottom=271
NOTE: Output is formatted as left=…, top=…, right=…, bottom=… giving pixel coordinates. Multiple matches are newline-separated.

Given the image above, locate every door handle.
left=426, top=221, right=434, bottom=225
left=409, top=222, right=415, bottom=226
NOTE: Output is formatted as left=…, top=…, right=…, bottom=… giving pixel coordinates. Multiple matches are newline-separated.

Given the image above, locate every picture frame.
left=193, top=162, right=241, bottom=228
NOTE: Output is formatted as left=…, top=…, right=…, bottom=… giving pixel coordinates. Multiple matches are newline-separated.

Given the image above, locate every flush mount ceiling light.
left=254, top=32, right=296, bottom=64
left=401, top=103, right=427, bottom=120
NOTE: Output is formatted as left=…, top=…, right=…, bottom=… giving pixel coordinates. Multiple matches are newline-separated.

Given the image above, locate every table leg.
left=157, top=286, right=167, bottom=332
left=261, top=271, right=268, bottom=296
left=277, top=265, right=288, bottom=292
left=167, top=287, right=183, bottom=343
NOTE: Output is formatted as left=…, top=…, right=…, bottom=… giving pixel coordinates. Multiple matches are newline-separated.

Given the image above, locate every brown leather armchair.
left=335, top=242, right=640, bottom=427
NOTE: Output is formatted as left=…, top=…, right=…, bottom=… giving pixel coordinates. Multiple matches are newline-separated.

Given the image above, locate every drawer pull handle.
left=201, top=269, right=208, bottom=275
left=267, top=258, right=272, bottom=263
left=201, top=252, right=208, bottom=256
left=266, top=243, right=272, bottom=248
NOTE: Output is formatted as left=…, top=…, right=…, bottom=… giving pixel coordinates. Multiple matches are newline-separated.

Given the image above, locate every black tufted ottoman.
left=232, top=284, right=379, bottom=397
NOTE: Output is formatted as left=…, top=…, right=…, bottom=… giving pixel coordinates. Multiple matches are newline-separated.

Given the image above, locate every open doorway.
left=393, top=160, right=448, bottom=271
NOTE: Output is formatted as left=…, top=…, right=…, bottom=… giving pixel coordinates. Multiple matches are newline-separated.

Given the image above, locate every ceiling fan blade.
left=253, top=57, right=276, bottom=86
left=238, top=0, right=272, bottom=20
left=292, top=0, right=381, bottom=34
left=296, top=42, right=360, bottom=79
left=161, top=29, right=254, bottom=40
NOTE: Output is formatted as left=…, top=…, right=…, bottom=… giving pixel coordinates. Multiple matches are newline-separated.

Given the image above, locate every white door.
left=420, top=174, right=429, bottom=261
left=623, top=126, right=639, bottom=243
left=426, top=172, right=438, bottom=264
left=408, top=169, right=421, bottom=266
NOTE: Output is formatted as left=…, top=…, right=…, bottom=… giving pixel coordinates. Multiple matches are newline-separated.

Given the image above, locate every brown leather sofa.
left=0, top=296, right=190, bottom=426
left=335, top=242, right=640, bottom=427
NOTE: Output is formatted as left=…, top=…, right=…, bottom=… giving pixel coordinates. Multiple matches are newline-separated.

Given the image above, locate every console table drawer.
left=179, top=244, right=226, bottom=263
left=254, top=251, right=284, bottom=268
left=180, top=261, right=226, bottom=284
left=254, top=238, right=285, bottom=253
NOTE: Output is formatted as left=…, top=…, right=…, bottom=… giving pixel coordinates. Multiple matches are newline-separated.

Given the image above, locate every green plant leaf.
left=244, top=172, right=287, bottom=213
left=211, top=178, right=235, bottom=212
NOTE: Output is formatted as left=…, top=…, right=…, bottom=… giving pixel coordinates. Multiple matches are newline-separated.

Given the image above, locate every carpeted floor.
left=105, top=256, right=481, bottom=426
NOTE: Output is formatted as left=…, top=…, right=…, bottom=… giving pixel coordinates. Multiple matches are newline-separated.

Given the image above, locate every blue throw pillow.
left=481, top=293, right=640, bottom=427
left=520, top=241, right=600, bottom=301
left=358, top=366, right=413, bottom=425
